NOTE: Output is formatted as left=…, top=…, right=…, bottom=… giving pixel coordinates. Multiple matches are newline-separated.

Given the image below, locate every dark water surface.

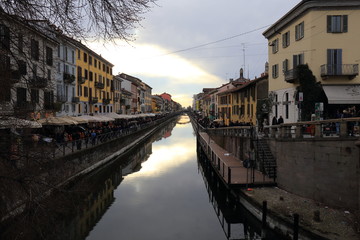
left=86, top=116, right=227, bottom=240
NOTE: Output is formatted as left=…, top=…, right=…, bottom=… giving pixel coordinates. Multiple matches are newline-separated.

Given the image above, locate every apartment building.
left=263, top=0, right=360, bottom=123
left=0, top=14, right=58, bottom=119
left=73, top=41, right=114, bottom=115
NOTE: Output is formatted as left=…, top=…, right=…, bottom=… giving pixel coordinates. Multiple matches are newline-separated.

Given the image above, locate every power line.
left=150, top=24, right=272, bottom=58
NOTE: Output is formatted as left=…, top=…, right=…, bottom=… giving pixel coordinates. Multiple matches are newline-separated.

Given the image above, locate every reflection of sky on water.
left=86, top=122, right=227, bottom=240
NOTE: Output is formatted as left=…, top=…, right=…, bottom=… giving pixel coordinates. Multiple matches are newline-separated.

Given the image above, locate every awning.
left=38, top=117, right=77, bottom=126
left=62, top=115, right=88, bottom=124
left=0, top=117, right=42, bottom=129
left=75, top=115, right=100, bottom=123
left=95, top=115, right=115, bottom=122
left=323, top=85, right=360, bottom=104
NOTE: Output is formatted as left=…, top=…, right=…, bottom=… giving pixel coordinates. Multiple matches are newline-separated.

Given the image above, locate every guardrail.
left=263, top=117, right=360, bottom=139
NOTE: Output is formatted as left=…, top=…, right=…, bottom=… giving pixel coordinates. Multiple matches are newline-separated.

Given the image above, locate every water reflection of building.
left=197, top=149, right=284, bottom=240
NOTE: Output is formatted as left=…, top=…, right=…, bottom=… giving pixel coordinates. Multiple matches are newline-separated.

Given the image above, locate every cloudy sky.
left=88, top=0, right=301, bottom=107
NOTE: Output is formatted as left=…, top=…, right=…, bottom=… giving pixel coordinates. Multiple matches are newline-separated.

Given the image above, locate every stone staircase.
left=253, top=138, right=277, bottom=179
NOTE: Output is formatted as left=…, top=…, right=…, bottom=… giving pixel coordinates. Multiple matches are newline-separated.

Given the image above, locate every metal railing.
left=320, top=64, right=359, bottom=78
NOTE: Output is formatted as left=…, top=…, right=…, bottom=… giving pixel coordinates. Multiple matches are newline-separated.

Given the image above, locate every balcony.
left=89, top=97, right=98, bottom=104
left=29, top=76, right=48, bottom=88
left=95, top=81, right=105, bottom=89
left=72, top=97, right=80, bottom=103
left=57, top=94, right=67, bottom=103
left=63, top=73, right=75, bottom=84
left=102, top=98, right=111, bottom=105
left=78, top=76, right=86, bottom=84
left=284, top=69, right=298, bottom=83
left=321, top=64, right=359, bottom=80
left=114, top=97, right=119, bottom=102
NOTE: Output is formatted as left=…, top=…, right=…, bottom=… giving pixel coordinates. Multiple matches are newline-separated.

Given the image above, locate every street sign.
left=299, top=92, right=303, bottom=102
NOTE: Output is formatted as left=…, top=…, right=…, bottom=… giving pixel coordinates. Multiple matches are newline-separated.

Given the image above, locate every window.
left=31, top=89, right=39, bottom=103
left=31, top=39, right=39, bottom=60
left=71, top=51, right=75, bottom=63
left=44, top=91, right=54, bottom=109
left=47, top=69, right=51, bottom=80
left=89, top=71, right=93, bottom=81
left=84, top=69, right=88, bottom=79
left=327, top=49, right=342, bottom=75
left=0, top=24, right=10, bottom=50
left=83, top=53, right=87, bottom=62
left=272, top=64, right=279, bottom=78
left=78, top=85, right=82, bottom=96
left=78, top=49, right=81, bottom=59
left=327, top=15, right=348, bottom=33
left=64, top=47, right=68, bottom=61
left=89, top=56, right=92, bottom=65
left=106, top=66, right=109, bottom=74
left=84, top=87, right=88, bottom=97
left=103, top=63, right=105, bottom=72
left=18, top=34, right=23, bottom=53
left=285, top=92, right=289, bottom=119
left=282, top=59, right=289, bottom=72
left=18, top=60, right=27, bottom=75
left=293, top=53, right=304, bottom=68
left=94, top=59, right=97, bottom=67
left=17, top=87, right=27, bottom=103
left=295, top=22, right=304, bottom=40
left=271, top=38, right=279, bottom=53
left=282, top=31, right=290, bottom=48
left=46, top=47, right=53, bottom=66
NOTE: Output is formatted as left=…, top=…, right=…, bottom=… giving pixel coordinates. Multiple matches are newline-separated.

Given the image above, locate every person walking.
left=272, top=116, right=278, bottom=125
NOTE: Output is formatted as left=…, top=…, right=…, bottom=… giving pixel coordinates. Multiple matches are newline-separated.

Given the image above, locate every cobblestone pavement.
left=242, top=187, right=360, bottom=240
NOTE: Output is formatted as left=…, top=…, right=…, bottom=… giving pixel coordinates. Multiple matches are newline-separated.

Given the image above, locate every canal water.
left=1, top=115, right=283, bottom=240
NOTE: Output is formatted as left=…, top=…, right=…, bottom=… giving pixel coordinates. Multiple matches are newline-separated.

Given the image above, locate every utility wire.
left=152, top=24, right=272, bottom=58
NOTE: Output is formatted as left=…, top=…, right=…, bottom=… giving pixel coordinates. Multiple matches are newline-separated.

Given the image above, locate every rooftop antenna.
left=242, top=43, right=246, bottom=73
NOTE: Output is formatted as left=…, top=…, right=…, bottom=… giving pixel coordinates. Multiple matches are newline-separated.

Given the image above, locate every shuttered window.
left=327, top=15, right=348, bottom=33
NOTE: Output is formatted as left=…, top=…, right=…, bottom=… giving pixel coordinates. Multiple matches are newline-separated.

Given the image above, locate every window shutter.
left=327, top=16, right=332, bottom=33
left=342, top=15, right=348, bottom=32
left=293, top=55, right=298, bottom=68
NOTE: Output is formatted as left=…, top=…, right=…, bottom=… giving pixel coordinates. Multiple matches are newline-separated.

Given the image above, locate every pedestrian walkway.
left=198, top=132, right=275, bottom=187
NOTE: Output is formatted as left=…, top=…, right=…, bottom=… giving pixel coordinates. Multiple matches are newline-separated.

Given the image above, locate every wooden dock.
left=198, top=132, right=275, bottom=188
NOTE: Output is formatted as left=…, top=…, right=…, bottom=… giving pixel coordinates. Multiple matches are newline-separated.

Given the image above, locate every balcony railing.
left=72, top=97, right=80, bottom=103
left=57, top=94, right=67, bottom=103
left=320, top=64, right=359, bottom=79
left=95, top=81, right=105, bottom=89
left=284, top=69, right=298, bottom=83
left=89, top=97, right=98, bottom=104
left=102, top=98, right=111, bottom=105
left=29, top=76, right=48, bottom=88
left=78, top=76, right=86, bottom=84
left=63, top=73, right=75, bottom=84
left=114, top=97, right=119, bottom=102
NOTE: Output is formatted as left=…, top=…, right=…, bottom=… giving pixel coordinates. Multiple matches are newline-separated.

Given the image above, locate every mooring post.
left=261, top=200, right=267, bottom=238
left=293, top=213, right=299, bottom=240
left=262, top=201, right=267, bottom=228
left=228, top=167, right=231, bottom=184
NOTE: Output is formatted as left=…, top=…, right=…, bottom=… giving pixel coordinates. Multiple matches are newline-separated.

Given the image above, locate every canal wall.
left=208, top=133, right=360, bottom=212
left=268, top=138, right=359, bottom=211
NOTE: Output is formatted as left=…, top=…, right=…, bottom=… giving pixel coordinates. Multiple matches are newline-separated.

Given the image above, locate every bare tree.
left=0, top=0, right=156, bottom=41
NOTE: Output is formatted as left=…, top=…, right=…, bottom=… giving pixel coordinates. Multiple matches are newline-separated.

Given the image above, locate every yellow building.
left=263, top=0, right=360, bottom=122
left=71, top=40, right=114, bottom=115
left=229, top=74, right=269, bottom=126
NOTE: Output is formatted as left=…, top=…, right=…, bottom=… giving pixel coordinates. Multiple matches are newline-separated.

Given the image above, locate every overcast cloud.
left=89, top=0, right=301, bottom=107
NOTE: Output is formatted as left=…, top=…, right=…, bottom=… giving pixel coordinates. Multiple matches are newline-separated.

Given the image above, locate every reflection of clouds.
left=126, top=139, right=195, bottom=178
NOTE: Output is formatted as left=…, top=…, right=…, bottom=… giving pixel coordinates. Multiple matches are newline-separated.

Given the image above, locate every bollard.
left=293, top=213, right=299, bottom=240
left=262, top=201, right=267, bottom=228
left=261, top=201, right=267, bottom=238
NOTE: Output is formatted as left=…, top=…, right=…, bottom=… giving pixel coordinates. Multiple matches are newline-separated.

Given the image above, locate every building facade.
left=263, top=0, right=360, bottom=123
